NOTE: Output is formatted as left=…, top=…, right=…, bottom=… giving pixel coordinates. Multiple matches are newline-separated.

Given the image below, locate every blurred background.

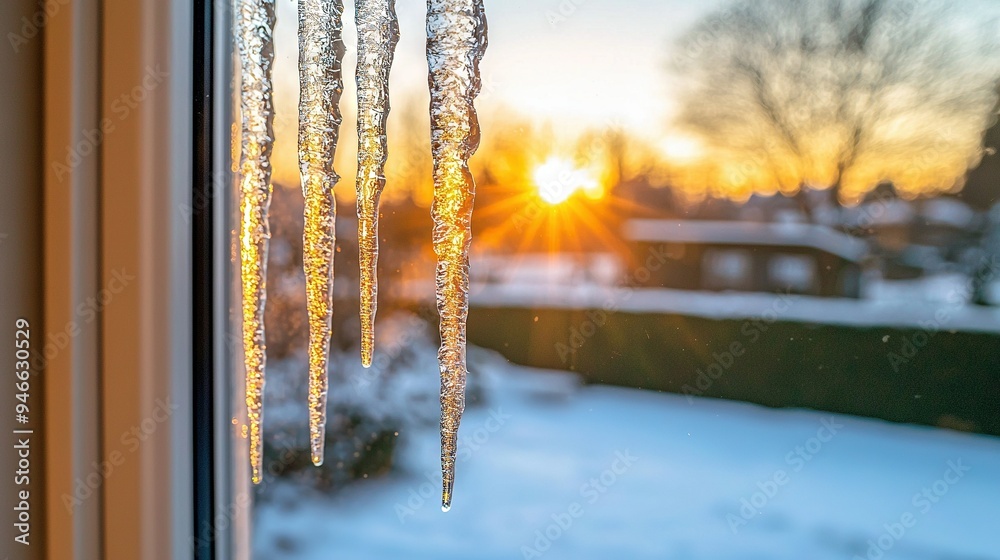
left=247, top=0, right=1000, bottom=558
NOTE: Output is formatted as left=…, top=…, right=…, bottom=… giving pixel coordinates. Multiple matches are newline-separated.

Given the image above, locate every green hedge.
left=465, top=306, right=1000, bottom=437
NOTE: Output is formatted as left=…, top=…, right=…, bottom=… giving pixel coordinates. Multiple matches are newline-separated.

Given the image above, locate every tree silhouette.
left=961, top=93, right=1000, bottom=211
left=672, top=0, right=1000, bottom=205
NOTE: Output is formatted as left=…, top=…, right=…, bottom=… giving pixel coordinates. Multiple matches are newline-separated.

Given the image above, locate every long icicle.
left=356, top=0, right=400, bottom=369
left=299, top=0, right=345, bottom=466
left=237, top=0, right=277, bottom=485
left=426, top=0, right=488, bottom=512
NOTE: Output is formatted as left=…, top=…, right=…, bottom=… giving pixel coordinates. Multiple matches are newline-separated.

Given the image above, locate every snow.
left=863, top=273, right=978, bottom=304
left=844, top=199, right=915, bottom=228
left=465, top=283, right=1000, bottom=334
left=254, top=343, right=1000, bottom=560
left=624, top=219, right=868, bottom=262
left=920, top=198, right=977, bottom=229
left=472, top=253, right=621, bottom=286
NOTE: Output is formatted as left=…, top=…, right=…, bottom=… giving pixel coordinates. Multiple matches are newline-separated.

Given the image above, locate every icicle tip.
left=442, top=478, right=454, bottom=512
left=311, top=436, right=325, bottom=466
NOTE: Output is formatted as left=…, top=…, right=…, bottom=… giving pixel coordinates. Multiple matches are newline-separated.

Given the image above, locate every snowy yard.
left=254, top=334, right=999, bottom=560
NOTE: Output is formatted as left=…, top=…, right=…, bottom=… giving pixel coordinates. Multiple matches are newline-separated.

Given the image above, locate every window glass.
left=228, top=1, right=1000, bottom=558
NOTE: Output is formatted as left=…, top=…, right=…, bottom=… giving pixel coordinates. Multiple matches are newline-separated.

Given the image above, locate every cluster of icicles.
left=236, top=0, right=487, bottom=512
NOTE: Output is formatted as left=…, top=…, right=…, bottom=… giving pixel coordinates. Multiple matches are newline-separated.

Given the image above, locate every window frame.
left=41, top=0, right=244, bottom=558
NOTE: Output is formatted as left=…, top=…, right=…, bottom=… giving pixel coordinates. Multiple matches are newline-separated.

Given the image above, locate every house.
left=841, top=194, right=981, bottom=279
left=622, top=219, right=868, bottom=297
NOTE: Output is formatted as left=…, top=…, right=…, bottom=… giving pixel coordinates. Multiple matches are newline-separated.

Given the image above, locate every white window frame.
left=43, top=0, right=245, bottom=558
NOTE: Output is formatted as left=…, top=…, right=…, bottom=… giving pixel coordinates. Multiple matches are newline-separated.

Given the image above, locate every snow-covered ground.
left=395, top=264, right=1000, bottom=334
left=254, top=339, right=1000, bottom=560
left=466, top=282, right=1000, bottom=334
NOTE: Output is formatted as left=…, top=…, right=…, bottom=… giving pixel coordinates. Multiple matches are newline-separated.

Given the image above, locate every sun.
left=532, top=157, right=601, bottom=205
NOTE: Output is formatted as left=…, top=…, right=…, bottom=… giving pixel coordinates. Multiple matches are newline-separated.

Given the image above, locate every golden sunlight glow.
left=659, top=134, right=703, bottom=164
left=533, top=157, right=601, bottom=205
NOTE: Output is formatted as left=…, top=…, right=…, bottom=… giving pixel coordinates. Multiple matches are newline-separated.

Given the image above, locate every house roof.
left=843, top=199, right=914, bottom=227
left=624, top=219, right=869, bottom=262
left=920, top=197, right=976, bottom=228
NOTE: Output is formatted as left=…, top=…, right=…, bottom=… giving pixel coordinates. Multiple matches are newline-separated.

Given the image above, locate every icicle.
left=299, top=0, right=345, bottom=466
left=356, top=0, right=400, bottom=369
left=236, top=0, right=277, bottom=485
left=426, top=0, right=488, bottom=512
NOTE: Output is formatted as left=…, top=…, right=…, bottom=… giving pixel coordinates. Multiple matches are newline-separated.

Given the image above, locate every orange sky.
left=267, top=0, right=724, bottom=191
left=263, top=0, right=1000, bottom=202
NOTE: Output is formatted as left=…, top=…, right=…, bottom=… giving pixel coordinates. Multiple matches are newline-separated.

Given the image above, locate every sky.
left=268, top=0, right=725, bottom=187
left=264, top=0, right=1000, bottom=199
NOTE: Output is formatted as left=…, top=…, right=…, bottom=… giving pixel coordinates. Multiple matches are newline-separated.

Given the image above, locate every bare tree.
left=672, top=0, right=1000, bottom=206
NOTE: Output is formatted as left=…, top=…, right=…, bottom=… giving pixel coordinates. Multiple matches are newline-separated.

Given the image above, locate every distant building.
left=623, top=219, right=868, bottom=298
left=842, top=195, right=980, bottom=279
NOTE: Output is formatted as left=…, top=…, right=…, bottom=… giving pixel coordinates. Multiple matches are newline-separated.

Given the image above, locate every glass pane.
left=225, top=1, right=1000, bottom=559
